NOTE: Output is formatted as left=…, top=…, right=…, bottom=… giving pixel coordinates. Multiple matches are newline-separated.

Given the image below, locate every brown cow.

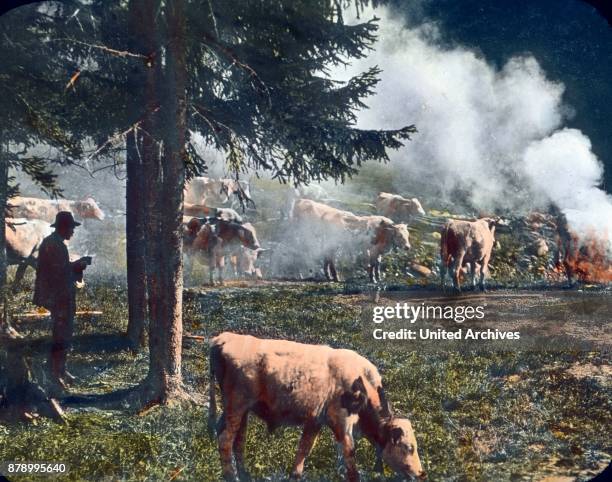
left=5, top=218, right=52, bottom=287
left=292, top=199, right=411, bottom=283
left=183, top=218, right=260, bottom=285
left=184, top=203, right=243, bottom=223
left=8, top=196, right=105, bottom=222
left=184, top=177, right=254, bottom=208
left=208, top=332, right=426, bottom=481
left=376, top=192, right=425, bottom=221
left=440, top=218, right=497, bottom=292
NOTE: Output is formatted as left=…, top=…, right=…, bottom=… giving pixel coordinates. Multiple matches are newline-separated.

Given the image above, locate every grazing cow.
left=376, top=192, right=425, bottom=221
left=5, top=218, right=52, bottom=287
left=184, top=203, right=243, bottom=223
left=292, top=199, right=411, bottom=283
left=208, top=332, right=426, bottom=482
left=8, top=196, right=105, bottom=222
left=184, top=177, right=254, bottom=209
left=183, top=218, right=260, bottom=285
left=439, top=218, right=497, bottom=292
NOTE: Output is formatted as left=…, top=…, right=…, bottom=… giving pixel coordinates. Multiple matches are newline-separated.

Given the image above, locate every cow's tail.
left=208, top=342, right=222, bottom=438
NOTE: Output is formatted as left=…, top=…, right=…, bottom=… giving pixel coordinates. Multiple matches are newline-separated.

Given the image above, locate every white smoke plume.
left=338, top=7, right=612, bottom=247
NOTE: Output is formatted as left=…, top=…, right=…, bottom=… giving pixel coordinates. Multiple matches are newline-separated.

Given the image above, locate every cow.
left=183, top=218, right=261, bottom=285
left=282, top=184, right=333, bottom=220
left=292, top=199, right=411, bottom=283
left=8, top=196, right=105, bottom=223
left=208, top=332, right=426, bottom=482
left=5, top=218, right=52, bottom=288
left=439, top=218, right=498, bottom=292
left=184, top=177, right=254, bottom=209
left=184, top=203, right=243, bottom=223
left=376, top=193, right=425, bottom=222
left=228, top=246, right=265, bottom=279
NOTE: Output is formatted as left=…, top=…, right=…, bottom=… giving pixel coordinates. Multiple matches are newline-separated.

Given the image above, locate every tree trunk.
left=0, top=142, right=9, bottom=332
left=133, top=0, right=187, bottom=403
left=125, top=130, right=147, bottom=349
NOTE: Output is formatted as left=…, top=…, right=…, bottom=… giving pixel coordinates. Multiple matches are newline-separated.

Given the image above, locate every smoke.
left=338, top=7, right=612, bottom=246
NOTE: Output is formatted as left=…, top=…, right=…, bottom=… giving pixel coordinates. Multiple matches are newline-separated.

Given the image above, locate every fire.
left=558, top=231, right=612, bottom=284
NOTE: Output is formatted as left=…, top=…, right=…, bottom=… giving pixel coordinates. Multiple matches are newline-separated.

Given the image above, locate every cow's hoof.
left=290, top=472, right=303, bottom=480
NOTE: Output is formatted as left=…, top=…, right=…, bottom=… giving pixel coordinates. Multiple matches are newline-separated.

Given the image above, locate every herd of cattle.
left=5, top=175, right=565, bottom=292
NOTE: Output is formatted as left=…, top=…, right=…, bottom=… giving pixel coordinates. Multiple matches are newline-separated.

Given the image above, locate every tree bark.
left=132, top=0, right=187, bottom=403
left=0, top=142, right=9, bottom=332
left=125, top=130, right=147, bottom=349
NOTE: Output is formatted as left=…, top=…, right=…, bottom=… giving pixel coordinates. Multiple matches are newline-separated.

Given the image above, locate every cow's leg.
left=470, top=262, right=477, bottom=290
left=479, top=256, right=490, bottom=292
left=452, top=251, right=466, bottom=292
left=329, top=417, right=359, bottom=482
left=12, top=262, right=29, bottom=291
left=218, top=408, right=248, bottom=482
left=217, top=254, right=225, bottom=285
left=290, top=422, right=321, bottom=479
left=208, top=253, right=215, bottom=286
left=374, top=255, right=382, bottom=283
left=329, top=260, right=339, bottom=282
left=373, top=444, right=384, bottom=473
left=323, top=257, right=332, bottom=281
left=233, top=412, right=250, bottom=480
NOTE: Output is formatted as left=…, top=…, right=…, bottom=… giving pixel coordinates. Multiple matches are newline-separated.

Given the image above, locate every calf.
left=440, top=218, right=497, bottom=292
left=209, top=332, right=426, bottom=481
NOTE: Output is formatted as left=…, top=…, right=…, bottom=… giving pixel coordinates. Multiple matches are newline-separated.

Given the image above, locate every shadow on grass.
left=62, top=384, right=140, bottom=410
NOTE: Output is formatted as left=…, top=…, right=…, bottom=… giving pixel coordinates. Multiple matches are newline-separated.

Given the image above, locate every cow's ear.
left=378, top=386, right=392, bottom=418
left=385, top=426, right=404, bottom=445
left=391, top=427, right=404, bottom=444
left=340, top=376, right=368, bottom=415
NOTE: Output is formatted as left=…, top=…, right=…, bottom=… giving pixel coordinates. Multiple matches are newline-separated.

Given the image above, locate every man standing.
left=33, top=211, right=91, bottom=390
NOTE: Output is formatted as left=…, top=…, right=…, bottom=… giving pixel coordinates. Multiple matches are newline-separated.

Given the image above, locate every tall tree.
left=4, top=0, right=416, bottom=404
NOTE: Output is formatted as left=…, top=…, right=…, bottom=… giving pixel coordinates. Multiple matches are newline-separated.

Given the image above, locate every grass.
left=1, top=280, right=610, bottom=481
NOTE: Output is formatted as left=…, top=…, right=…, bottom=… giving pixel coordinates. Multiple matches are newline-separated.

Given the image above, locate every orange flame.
left=559, top=230, right=612, bottom=283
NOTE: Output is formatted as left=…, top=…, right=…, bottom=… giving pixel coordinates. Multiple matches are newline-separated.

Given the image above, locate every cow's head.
left=390, top=222, right=411, bottom=251
left=78, top=197, right=105, bottom=220
left=217, top=179, right=235, bottom=204
left=410, top=198, right=426, bottom=217
left=480, top=216, right=504, bottom=237
left=382, top=418, right=426, bottom=480
left=238, top=223, right=260, bottom=250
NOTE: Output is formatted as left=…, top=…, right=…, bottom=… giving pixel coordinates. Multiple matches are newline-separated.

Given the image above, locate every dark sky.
left=391, top=0, right=612, bottom=192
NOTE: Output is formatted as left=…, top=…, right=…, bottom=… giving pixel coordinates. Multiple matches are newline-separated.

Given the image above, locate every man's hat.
left=51, top=211, right=81, bottom=228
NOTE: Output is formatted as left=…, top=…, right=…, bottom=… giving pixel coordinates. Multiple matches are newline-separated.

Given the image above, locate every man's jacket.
left=33, top=231, right=79, bottom=311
